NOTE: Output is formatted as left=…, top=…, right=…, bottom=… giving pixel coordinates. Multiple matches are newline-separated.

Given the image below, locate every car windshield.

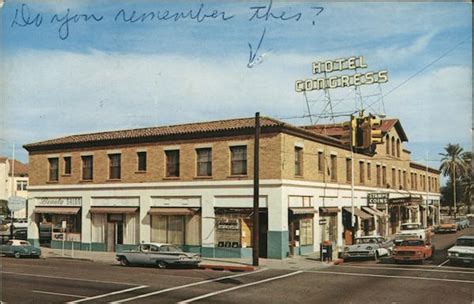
left=456, top=239, right=474, bottom=247
left=19, top=241, right=31, bottom=246
left=401, top=224, right=420, bottom=230
left=401, top=240, right=424, bottom=246
left=355, top=238, right=379, bottom=244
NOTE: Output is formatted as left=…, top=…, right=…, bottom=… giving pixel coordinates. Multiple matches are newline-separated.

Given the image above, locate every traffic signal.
left=340, top=116, right=357, bottom=147
left=369, top=115, right=383, bottom=145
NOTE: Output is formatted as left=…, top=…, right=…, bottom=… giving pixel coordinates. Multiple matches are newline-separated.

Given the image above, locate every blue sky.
left=1, top=1, right=472, bottom=184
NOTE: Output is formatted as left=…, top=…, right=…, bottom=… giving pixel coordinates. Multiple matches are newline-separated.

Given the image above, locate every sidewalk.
left=40, top=247, right=333, bottom=271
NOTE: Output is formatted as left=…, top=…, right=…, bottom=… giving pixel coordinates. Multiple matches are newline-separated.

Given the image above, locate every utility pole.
left=350, top=114, right=355, bottom=244
left=453, top=163, right=456, bottom=218
left=252, top=112, right=260, bottom=266
left=10, top=142, right=15, bottom=239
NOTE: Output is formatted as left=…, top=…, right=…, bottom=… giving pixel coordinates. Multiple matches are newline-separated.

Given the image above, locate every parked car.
left=399, top=223, right=429, bottom=240
left=116, top=243, right=201, bottom=269
left=12, top=219, right=28, bottom=230
left=437, top=218, right=458, bottom=233
left=0, top=239, right=41, bottom=258
left=456, top=217, right=470, bottom=230
left=342, top=236, right=393, bottom=261
left=447, top=236, right=474, bottom=266
left=392, top=238, right=434, bottom=264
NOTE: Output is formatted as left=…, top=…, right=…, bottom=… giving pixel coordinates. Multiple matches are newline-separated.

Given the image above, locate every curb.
left=198, top=263, right=255, bottom=272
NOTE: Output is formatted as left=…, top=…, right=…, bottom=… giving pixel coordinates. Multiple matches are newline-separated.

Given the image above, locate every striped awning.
left=90, top=207, right=138, bottom=214
left=289, top=207, right=317, bottom=215
left=148, top=207, right=198, bottom=215
left=34, top=207, right=80, bottom=214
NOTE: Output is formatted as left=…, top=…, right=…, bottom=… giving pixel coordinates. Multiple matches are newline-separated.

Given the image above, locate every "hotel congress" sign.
left=295, top=56, right=388, bottom=92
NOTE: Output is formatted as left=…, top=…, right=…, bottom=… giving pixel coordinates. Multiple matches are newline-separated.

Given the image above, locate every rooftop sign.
left=295, top=56, right=388, bottom=92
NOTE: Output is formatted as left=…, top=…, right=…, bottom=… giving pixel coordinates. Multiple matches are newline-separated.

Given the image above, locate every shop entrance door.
left=107, top=222, right=115, bottom=252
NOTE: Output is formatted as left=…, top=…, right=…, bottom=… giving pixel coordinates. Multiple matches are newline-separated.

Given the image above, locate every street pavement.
left=1, top=225, right=473, bottom=304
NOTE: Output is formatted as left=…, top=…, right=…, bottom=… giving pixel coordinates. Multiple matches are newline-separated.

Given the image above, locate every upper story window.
left=196, top=148, right=212, bottom=177
left=385, top=135, right=390, bottom=154
left=376, top=165, right=381, bottom=186
left=382, top=166, right=387, bottom=186
left=396, top=139, right=401, bottom=158
left=398, top=170, right=402, bottom=189
left=230, top=146, right=247, bottom=175
left=16, top=180, right=27, bottom=191
left=345, top=158, right=352, bottom=183
left=330, top=155, right=337, bottom=181
left=82, top=155, right=93, bottom=181
left=63, top=157, right=71, bottom=175
left=165, top=150, right=180, bottom=177
left=391, top=137, right=395, bottom=156
left=367, top=163, right=371, bottom=180
left=403, top=171, right=407, bottom=189
left=295, top=147, right=303, bottom=176
left=359, top=161, right=365, bottom=184
left=137, top=151, right=147, bottom=172
left=391, top=168, right=396, bottom=189
left=48, top=158, right=59, bottom=182
left=109, top=154, right=121, bottom=180
left=317, top=151, right=325, bottom=173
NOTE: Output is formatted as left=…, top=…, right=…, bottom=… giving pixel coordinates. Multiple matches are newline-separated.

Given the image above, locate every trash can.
left=320, top=241, right=333, bottom=262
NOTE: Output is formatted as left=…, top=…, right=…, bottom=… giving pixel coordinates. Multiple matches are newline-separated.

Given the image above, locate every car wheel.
left=119, top=257, right=129, bottom=266
left=157, top=261, right=167, bottom=269
left=14, top=252, right=21, bottom=259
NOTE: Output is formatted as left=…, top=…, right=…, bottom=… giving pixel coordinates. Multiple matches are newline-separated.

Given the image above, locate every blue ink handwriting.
left=11, top=3, right=42, bottom=28
left=50, top=9, right=104, bottom=40
left=114, top=4, right=234, bottom=23
left=249, top=0, right=302, bottom=22
left=247, top=27, right=267, bottom=68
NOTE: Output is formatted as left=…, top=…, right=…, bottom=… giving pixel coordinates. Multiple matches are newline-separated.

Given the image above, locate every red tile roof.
left=0, top=158, right=29, bottom=176
left=24, top=116, right=347, bottom=151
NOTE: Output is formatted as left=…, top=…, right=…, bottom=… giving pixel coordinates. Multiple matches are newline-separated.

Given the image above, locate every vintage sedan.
left=116, top=243, right=201, bottom=269
left=447, top=236, right=474, bottom=266
left=0, top=239, right=41, bottom=258
left=342, top=236, right=393, bottom=261
left=437, top=218, right=458, bottom=233
left=456, top=217, right=470, bottom=230
left=392, top=238, right=434, bottom=264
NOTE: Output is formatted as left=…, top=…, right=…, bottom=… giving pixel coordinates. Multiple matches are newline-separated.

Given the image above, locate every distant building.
left=24, top=116, right=440, bottom=259
left=0, top=157, right=29, bottom=218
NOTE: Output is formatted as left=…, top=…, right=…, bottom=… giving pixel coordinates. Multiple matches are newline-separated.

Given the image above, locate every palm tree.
left=439, top=144, right=467, bottom=215
left=461, top=151, right=472, bottom=213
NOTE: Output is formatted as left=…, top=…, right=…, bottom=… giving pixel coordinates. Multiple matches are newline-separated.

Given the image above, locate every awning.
left=343, top=207, right=372, bottom=220
left=90, top=207, right=138, bottom=214
left=34, top=207, right=80, bottom=214
left=319, top=207, right=340, bottom=214
left=289, top=207, right=317, bottom=215
left=362, top=206, right=385, bottom=217
left=420, top=205, right=427, bottom=209
left=148, top=207, right=198, bottom=215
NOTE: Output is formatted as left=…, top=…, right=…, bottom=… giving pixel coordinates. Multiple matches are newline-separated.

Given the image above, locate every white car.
left=13, top=219, right=28, bottom=230
left=342, top=236, right=394, bottom=260
left=399, top=223, right=428, bottom=240
left=447, top=236, right=474, bottom=266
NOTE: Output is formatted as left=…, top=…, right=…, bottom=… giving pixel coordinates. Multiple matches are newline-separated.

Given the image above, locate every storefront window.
left=151, top=214, right=200, bottom=246
left=299, top=218, right=313, bottom=245
left=215, top=210, right=252, bottom=248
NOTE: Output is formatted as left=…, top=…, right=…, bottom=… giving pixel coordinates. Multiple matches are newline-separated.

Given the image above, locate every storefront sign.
left=367, top=193, right=389, bottom=205
left=8, top=196, right=26, bottom=212
left=37, top=198, right=82, bottom=206
left=295, top=56, right=388, bottom=92
left=217, top=218, right=240, bottom=230
left=388, top=195, right=422, bottom=206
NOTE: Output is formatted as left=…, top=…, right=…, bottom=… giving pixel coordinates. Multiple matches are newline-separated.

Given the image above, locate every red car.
left=392, top=238, right=434, bottom=264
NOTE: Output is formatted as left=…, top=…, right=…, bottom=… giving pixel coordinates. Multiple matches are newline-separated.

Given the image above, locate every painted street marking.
left=306, top=270, right=474, bottom=284
left=1, top=271, right=138, bottom=286
left=438, top=260, right=450, bottom=267
left=337, top=264, right=474, bottom=275
left=32, top=290, right=87, bottom=298
left=68, top=285, right=148, bottom=303
left=178, top=270, right=304, bottom=303
left=112, top=268, right=268, bottom=303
